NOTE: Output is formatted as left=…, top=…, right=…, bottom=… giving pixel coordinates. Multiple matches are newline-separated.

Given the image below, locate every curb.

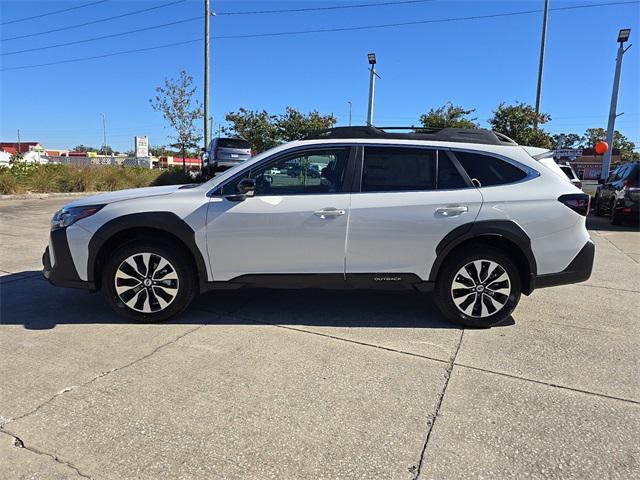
left=0, top=192, right=100, bottom=201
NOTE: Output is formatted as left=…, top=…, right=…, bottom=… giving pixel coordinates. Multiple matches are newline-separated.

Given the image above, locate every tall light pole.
left=204, top=0, right=211, bottom=150
left=366, top=53, right=380, bottom=126
left=601, top=28, right=632, bottom=181
left=101, top=113, right=107, bottom=153
left=534, top=0, right=549, bottom=129
left=348, top=101, right=352, bottom=126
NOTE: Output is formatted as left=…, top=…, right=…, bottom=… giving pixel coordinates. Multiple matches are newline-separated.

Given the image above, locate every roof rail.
left=304, top=125, right=518, bottom=146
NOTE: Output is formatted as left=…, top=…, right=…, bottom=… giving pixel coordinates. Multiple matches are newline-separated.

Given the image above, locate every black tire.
left=101, top=239, right=197, bottom=322
left=433, top=246, right=521, bottom=328
left=610, top=199, right=623, bottom=225
left=594, top=195, right=604, bottom=216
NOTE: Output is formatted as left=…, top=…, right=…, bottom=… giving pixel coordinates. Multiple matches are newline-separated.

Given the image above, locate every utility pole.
left=348, top=101, right=352, bottom=126
left=366, top=53, right=380, bottom=126
left=534, top=0, right=549, bottom=129
left=602, top=28, right=632, bottom=181
left=101, top=113, right=107, bottom=153
left=204, top=0, right=211, bottom=150
left=17, top=129, right=21, bottom=155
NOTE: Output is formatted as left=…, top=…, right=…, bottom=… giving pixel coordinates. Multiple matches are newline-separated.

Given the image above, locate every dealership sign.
left=553, top=149, right=583, bottom=159
left=134, top=136, right=149, bottom=157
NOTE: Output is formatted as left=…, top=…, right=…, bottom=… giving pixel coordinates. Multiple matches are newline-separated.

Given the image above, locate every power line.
left=2, top=1, right=637, bottom=71
left=0, top=0, right=109, bottom=26
left=0, top=39, right=203, bottom=72
left=216, top=0, right=436, bottom=16
left=2, top=0, right=186, bottom=42
left=2, top=17, right=201, bottom=56
left=212, top=1, right=640, bottom=40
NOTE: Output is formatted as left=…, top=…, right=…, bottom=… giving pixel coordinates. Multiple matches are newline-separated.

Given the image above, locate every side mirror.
left=226, top=178, right=255, bottom=202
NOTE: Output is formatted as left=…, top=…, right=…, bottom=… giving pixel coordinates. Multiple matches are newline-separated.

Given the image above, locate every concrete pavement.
left=1, top=197, right=638, bottom=479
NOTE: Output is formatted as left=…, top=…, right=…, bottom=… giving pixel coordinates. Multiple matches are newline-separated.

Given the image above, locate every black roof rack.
left=304, top=126, right=517, bottom=146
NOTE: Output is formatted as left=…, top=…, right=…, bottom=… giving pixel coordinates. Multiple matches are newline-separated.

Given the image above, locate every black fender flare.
left=428, top=220, right=537, bottom=294
left=87, top=212, right=209, bottom=290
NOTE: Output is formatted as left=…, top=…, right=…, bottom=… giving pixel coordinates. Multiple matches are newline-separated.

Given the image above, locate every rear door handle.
left=314, top=207, right=346, bottom=219
left=435, top=205, right=468, bottom=217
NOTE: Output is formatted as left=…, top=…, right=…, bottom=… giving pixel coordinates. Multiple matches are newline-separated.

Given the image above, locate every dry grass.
left=0, top=164, right=196, bottom=195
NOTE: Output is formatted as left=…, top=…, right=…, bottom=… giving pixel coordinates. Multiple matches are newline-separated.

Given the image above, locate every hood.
left=65, top=184, right=185, bottom=208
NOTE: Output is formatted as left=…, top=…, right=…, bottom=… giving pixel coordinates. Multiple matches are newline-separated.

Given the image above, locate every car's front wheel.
left=434, top=247, right=521, bottom=328
left=102, top=240, right=196, bottom=322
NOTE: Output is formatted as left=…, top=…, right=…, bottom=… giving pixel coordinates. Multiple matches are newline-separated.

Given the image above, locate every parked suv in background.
left=594, top=162, right=639, bottom=225
left=43, top=126, right=594, bottom=328
left=203, top=137, right=252, bottom=173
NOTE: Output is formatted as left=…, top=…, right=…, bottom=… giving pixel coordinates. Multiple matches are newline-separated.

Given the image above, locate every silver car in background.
left=204, top=137, right=252, bottom=172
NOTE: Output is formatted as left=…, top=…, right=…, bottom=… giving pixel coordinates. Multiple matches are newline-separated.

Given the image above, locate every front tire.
left=102, top=240, right=196, bottom=322
left=434, top=247, right=521, bottom=328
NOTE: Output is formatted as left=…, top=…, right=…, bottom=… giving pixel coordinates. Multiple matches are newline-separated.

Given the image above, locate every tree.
left=551, top=133, right=584, bottom=149
left=150, top=70, right=203, bottom=171
left=72, top=144, right=98, bottom=153
left=583, top=127, right=637, bottom=160
left=419, top=103, right=479, bottom=129
left=223, top=107, right=337, bottom=153
left=489, top=102, right=553, bottom=148
left=223, top=108, right=279, bottom=153
left=276, top=107, right=337, bottom=141
left=98, top=145, right=114, bottom=155
left=149, top=145, right=179, bottom=157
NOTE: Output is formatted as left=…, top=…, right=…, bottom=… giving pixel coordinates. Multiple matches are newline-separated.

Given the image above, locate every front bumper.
left=533, top=240, right=595, bottom=289
left=43, top=228, right=95, bottom=290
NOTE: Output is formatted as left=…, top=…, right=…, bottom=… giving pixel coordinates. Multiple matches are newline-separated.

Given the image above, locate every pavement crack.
left=0, top=430, right=91, bottom=479
left=410, top=329, right=464, bottom=480
left=594, top=231, right=639, bottom=263
left=574, top=283, right=640, bottom=294
left=3, top=324, right=205, bottom=426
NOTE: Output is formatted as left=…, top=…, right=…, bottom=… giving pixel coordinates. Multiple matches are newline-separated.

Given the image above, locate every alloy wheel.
left=451, top=260, right=511, bottom=318
left=114, top=253, right=179, bottom=313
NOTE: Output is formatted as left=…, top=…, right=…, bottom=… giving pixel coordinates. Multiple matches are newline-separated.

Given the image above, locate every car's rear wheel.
left=594, top=195, right=604, bottom=216
left=102, top=240, right=196, bottom=322
left=434, top=247, right=521, bottom=328
left=610, top=199, right=623, bottom=225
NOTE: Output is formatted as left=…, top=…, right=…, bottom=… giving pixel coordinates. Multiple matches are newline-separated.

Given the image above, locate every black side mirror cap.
left=225, top=178, right=255, bottom=202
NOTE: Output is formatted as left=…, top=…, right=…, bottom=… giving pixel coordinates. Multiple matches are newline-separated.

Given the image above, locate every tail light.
left=558, top=193, right=590, bottom=216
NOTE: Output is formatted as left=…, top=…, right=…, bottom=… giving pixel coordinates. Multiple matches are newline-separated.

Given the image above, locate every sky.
left=1, top=0, right=639, bottom=152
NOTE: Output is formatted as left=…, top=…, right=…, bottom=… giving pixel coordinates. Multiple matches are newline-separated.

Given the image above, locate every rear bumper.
left=533, top=240, right=595, bottom=289
left=43, top=228, right=95, bottom=290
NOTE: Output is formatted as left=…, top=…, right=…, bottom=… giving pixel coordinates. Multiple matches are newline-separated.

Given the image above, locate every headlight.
left=51, top=205, right=105, bottom=231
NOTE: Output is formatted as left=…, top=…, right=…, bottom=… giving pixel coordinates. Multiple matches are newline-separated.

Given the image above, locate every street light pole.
left=366, top=53, right=378, bottom=126
left=534, top=0, right=549, bottom=129
left=204, top=0, right=210, bottom=150
left=101, top=113, right=107, bottom=152
left=348, top=101, right=352, bottom=126
left=601, top=28, right=632, bottom=181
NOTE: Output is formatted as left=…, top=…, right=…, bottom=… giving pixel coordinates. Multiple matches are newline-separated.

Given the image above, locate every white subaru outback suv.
left=43, top=127, right=594, bottom=327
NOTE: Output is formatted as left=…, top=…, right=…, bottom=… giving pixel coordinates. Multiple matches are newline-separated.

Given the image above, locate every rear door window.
left=362, top=147, right=436, bottom=192
left=453, top=151, right=527, bottom=187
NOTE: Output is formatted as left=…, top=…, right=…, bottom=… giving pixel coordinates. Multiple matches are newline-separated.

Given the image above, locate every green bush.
left=0, top=164, right=198, bottom=195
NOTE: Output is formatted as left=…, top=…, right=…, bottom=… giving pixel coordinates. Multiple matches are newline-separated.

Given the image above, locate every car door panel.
left=346, top=189, right=482, bottom=279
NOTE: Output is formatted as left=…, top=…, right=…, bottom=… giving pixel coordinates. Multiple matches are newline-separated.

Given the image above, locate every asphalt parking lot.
left=1, top=196, right=639, bottom=480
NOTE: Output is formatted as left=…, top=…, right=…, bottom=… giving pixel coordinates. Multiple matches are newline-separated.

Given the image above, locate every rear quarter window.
left=454, top=151, right=527, bottom=187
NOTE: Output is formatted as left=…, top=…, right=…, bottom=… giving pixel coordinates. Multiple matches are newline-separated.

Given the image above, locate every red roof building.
left=0, top=142, right=42, bottom=154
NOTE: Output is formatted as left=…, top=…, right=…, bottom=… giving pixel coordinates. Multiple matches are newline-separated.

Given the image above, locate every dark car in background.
left=594, top=162, right=639, bottom=225
left=203, top=137, right=252, bottom=173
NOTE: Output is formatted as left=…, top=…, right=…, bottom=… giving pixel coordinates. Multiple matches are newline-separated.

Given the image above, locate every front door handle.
left=435, top=205, right=468, bottom=217
left=314, top=207, right=346, bottom=219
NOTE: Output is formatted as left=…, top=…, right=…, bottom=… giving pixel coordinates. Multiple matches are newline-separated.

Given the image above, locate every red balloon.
left=595, top=141, right=609, bottom=155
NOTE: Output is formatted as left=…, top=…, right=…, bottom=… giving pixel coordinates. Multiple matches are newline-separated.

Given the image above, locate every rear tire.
left=594, top=195, right=604, bottom=216
left=101, top=239, right=196, bottom=322
left=434, top=246, right=521, bottom=328
left=610, top=199, right=623, bottom=225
